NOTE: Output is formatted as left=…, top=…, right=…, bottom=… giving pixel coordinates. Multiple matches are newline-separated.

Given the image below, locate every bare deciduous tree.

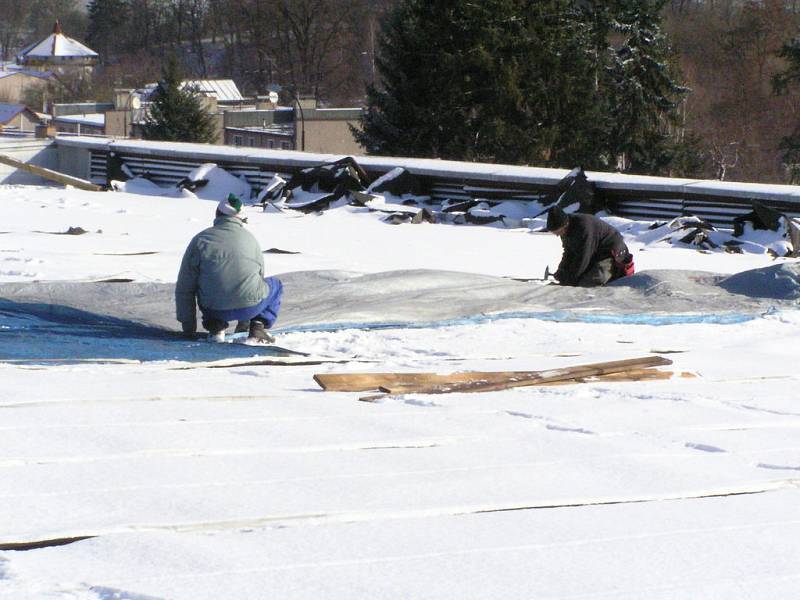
left=0, top=0, right=30, bottom=61
left=666, top=0, right=800, bottom=181
left=710, top=140, right=740, bottom=180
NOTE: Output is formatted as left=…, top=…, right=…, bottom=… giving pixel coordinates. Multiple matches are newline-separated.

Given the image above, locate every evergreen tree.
left=354, top=1, right=486, bottom=160
left=355, top=0, right=609, bottom=168
left=604, top=0, right=687, bottom=174
left=512, top=0, right=609, bottom=168
left=357, top=0, right=689, bottom=174
left=141, top=56, right=218, bottom=144
left=773, top=38, right=800, bottom=182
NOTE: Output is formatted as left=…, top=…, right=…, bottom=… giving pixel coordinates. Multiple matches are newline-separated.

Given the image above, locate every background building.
left=107, top=84, right=364, bottom=154
left=51, top=102, right=111, bottom=136
left=294, top=104, right=363, bottom=154
left=0, top=68, right=55, bottom=104
left=0, top=103, right=43, bottom=134
left=224, top=107, right=295, bottom=149
left=16, top=21, right=98, bottom=77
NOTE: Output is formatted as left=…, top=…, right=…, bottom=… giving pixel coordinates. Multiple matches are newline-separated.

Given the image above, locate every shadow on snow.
left=0, top=301, right=292, bottom=364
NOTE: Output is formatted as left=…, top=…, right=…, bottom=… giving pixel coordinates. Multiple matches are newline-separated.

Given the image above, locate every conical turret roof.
left=18, top=21, right=98, bottom=61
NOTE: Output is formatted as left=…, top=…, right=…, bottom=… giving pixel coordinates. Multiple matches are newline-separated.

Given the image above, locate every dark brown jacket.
left=555, top=213, right=629, bottom=285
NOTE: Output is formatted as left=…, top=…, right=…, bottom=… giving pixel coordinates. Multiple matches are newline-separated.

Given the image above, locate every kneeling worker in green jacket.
left=175, top=193, right=283, bottom=343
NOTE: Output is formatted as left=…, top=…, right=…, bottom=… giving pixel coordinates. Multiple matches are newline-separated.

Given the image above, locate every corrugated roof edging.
left=52, top=137, right=566, bottom=183
left=56, top=136, right=341, bottom=168
left=590, top=170, right=800, bottom=202
left=53, top=136, right=800, bottom=205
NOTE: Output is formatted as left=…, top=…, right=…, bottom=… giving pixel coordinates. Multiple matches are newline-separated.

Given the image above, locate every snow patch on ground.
left=0, top=183, right=799, bottom=599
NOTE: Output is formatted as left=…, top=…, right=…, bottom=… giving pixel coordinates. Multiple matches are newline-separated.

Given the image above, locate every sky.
left=0, top=181, right=798, bottom=600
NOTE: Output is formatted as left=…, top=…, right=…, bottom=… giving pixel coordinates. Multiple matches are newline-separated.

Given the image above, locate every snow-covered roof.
left=18, top=21, right=98, bottom=60
left=0, top=103, right=29, bottom=125
left=54, top=113, right=105, bottom=127
left=140, top=79, right=244, bottom=104
left=2, top=181, right=800, bottom=599
left=0, top=66, right=54, bottom=80
left=226, top=125, right=294, bottom=137
left=181, top=80, right=243, bottom=102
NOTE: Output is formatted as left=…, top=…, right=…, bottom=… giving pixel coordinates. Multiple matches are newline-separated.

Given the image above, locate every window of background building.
left=233, top=135, right=243, bottom=146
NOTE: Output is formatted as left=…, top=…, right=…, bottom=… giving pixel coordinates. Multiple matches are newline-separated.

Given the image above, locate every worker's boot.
left=203, top=318, right=227, bottom=343
left=247, top=318, right=275, bottom=344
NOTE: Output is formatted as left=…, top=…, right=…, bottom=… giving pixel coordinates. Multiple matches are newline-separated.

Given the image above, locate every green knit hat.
left=218, top=193, right=243, bottom=216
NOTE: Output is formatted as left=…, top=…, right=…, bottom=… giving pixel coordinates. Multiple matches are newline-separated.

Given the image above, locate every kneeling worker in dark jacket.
left=176, top=194, right=283, bottom=343
left=546, top=205, right=634, bottom=287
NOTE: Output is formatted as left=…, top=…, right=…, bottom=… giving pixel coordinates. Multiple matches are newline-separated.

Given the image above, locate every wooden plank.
left=0, top=153, right=103, bottom=191
left=0, top=535, right=95, bottom=552
left=316, top=356, right=674, bottom=393
left=357, top=368, right=682, bottom=402
left=379, top=367, right=676, bottom=395
left=546, top=368, right=675, bottom=384
left=376, top=356, right=673, bottom=395
left=314, top=370, right=546, bottom=392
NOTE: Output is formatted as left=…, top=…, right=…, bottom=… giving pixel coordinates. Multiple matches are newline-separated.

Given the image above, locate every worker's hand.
left=181, top=319, right=197, bottom=336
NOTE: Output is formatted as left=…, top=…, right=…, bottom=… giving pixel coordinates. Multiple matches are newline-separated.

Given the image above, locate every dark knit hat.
left=217, top=193, right=243, bottom=216
left=546, top=205, right=569, bottom=231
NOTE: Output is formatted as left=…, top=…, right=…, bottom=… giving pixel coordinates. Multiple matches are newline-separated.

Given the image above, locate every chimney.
left=113, top=89, right=134, bottom=110
left=256, top=96, right=276, bottom=110
left=35, top=124, right=56, bottom=138
left=53, top=20, right=63, bottom=35
left=198, top=92, right=218, bottom=114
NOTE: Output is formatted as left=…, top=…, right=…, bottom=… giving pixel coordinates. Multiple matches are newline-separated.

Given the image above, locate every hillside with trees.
left=3, top=0, right=800, bottom=183
left=667, top=0, right=800, bottom=182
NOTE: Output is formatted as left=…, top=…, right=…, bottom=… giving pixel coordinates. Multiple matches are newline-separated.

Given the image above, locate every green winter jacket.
left=175, top=215, right=267, bottom=326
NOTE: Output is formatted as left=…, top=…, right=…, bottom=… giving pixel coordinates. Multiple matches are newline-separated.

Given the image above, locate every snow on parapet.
left=112, top=162, right=252, bottom=202
left=54, top=136, right=800, bottom=195
left=56, top=136, right=800, bottom=218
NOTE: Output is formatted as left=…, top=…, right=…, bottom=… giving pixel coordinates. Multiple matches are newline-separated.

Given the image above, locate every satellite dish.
left=130, top=96, right=141, bottom=110
left=267, top=91, right=279, bottom=104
